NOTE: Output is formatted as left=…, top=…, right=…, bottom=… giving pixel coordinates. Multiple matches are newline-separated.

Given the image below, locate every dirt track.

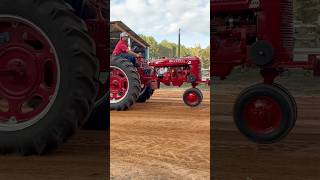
left=213, top=82, right=320, bottom=180
left=0, top=130, right=107, bottom=180
left=110, top=89, right=210, bottom=179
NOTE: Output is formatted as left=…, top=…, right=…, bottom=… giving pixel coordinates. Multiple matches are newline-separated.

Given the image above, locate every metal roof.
left=110, top=21, right=150, bottom=48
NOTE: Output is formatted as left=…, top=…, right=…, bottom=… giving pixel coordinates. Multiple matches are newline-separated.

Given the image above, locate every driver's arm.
left=128, top=49, right=141, bottom=57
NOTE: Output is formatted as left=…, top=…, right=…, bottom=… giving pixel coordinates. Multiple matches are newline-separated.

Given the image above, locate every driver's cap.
left=120, top=32, right=129, bottom=38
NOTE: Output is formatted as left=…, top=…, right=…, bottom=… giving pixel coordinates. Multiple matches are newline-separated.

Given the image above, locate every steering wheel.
left=132, top=45, right=139, bottom=52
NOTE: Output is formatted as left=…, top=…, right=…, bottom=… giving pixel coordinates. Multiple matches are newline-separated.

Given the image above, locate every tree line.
left=139, top=34, right=210, bottom=69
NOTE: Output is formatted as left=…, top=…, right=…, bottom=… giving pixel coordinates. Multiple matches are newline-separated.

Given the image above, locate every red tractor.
left=149, top=56, right=209, bottom=107
left=110, top=21, right=209, bottom=110
left=212, top=0, right=320, bottom=143
left=110, top=53, right=209, bottom=110
left=0, top=0, right=108, bottom=154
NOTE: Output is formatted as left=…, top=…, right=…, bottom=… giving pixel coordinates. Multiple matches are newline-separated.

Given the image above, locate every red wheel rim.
left=185, top=92, right=199, bottom=106
left=0, top=15, right=60, bottom=130
left=110, top=66, right=129, bottom=103
left=243, top=96, right=282, bottom=134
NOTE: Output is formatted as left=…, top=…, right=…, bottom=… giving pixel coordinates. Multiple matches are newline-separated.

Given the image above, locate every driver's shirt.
left=112, top=39, right=129, bottom=55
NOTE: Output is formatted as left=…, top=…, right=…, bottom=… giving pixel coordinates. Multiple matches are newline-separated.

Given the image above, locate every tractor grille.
left=280, top=0, right=294, bottom=51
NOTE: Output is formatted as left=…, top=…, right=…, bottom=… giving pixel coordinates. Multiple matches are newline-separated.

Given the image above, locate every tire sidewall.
left=272, top=83, right=297, bottom=131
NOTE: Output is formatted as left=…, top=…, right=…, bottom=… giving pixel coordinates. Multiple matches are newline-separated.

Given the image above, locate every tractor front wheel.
left=233, top=83, right=296, bottom=143
left=183, top=88, right=203, bottom=107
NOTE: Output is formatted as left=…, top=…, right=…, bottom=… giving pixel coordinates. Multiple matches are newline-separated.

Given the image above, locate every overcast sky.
left=110, top=0, right=210, bottom=48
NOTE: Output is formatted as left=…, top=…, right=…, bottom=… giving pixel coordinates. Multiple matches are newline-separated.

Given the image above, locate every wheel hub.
left=110, top=67, right=129, bottom=103
left=186, top=92, right=199, bottom=105
left=0, top=15, right=59, bottom=128
left=244, top=96, right=282, bottom=134
left=0, top=46, right=40, bottom=98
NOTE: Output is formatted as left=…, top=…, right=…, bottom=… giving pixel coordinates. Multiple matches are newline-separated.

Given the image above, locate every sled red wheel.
left=0, top=15, right=59, bottom=130
left=183, top=88, right=203, bottom=107
left=110, top=66, right=129, bottom=104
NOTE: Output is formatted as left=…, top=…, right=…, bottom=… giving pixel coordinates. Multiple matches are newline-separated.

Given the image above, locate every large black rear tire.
left=65, top=0, right=107, bottom=19
left=137, top=85, right=153, bottom=103
left=0, top=0, right=99, bottom=155
left=110, top=56, right=141, bottom=110
left=83, top=72, right=109, bottom=130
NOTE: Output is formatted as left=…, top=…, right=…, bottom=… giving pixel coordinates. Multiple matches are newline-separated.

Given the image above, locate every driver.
left=112, top=32, right=141, bottom=65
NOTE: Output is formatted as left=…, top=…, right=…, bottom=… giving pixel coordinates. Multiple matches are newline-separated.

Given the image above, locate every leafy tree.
left=140, top=34, right=210, bottom=68
left=139, top=34, right=159, bottom=58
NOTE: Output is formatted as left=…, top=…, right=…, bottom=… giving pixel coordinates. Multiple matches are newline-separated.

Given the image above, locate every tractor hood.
left=149, top=57, right=201, bottom=67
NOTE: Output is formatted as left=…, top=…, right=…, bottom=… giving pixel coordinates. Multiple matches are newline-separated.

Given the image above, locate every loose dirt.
left=110, top=89, right=210, bottom=180
left=0, top=130, right=107, bottom=180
